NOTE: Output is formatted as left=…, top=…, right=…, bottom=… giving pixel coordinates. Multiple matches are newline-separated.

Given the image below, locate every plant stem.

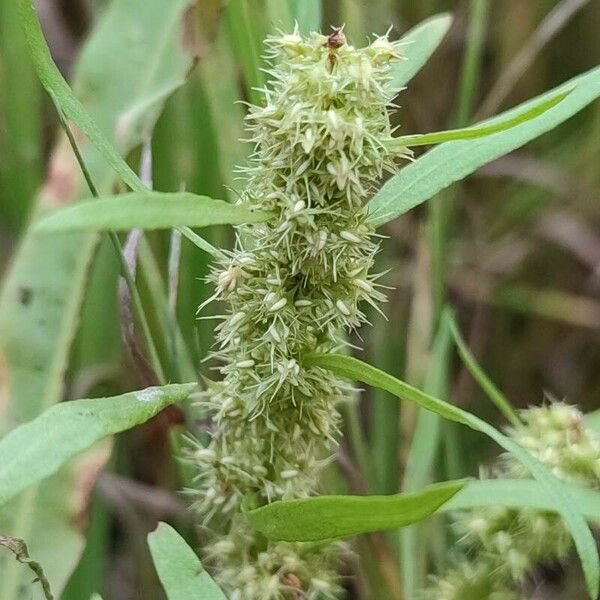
left=54, top=102, right=166, bottom=384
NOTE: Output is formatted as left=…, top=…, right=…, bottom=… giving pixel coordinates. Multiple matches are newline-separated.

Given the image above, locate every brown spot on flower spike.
left=325, top=26, right=346, bottom=71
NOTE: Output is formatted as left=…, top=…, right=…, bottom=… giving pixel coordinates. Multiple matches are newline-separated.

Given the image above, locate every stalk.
left=189, top=28, right=407, bottom=598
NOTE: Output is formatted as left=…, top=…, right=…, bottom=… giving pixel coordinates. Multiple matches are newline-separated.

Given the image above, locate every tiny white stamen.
left=336, top=300, right=351, bottom=316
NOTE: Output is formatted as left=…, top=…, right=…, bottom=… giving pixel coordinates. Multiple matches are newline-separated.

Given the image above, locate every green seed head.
left=189, top=28, right=404, bottom=598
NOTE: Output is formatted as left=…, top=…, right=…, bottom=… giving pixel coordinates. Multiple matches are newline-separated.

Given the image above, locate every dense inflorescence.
left=190, top=28, right=406, bottom=598
left=425, top=403, right=600, bottom=600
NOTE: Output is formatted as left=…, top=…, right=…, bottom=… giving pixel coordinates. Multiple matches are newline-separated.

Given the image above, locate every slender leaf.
left=389, top=89, right=570, bottom=148
left=0, top=383, right=195, bottom=507
left=17, top=0, right=142, bottom=193
left=444, top=479, right=600, bottom=521
left=247, top=478, right=600, bottom=545
left=224, top=0, right=266, bottom=107
left=34, top=192, right=272, bottom=232
left=305, top=353, right=600, bottom=599
left=246, top=480, right=466, bottom=542
left=390, top=13, right=452, bottom=90
left=287, top=0, right=322, bottom=34
left=148, top=523, right=226, bottom=599
left=368, top=66, right=600, bottom=227
left=0, top=0, right=41, bottom=230
left=446, top=311, right=521, bottom=426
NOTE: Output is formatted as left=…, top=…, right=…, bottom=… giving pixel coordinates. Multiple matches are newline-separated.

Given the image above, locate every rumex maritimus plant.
left=189, top=27, right=407, bottom=598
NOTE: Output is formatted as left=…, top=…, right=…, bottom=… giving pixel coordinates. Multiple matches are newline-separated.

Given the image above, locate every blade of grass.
left=401, top=313, right=453, bottom=596
left=224, top=0, right=266, bottom=106
left=287, top=0, right=322, bottom=34
left=447, top=311, right=521, bottom=426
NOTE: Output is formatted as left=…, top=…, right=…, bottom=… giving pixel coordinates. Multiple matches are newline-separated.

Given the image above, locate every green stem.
left=54, top=103, right=166, bottom=384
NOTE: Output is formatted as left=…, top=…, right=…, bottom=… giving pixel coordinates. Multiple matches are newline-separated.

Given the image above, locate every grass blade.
left=148, top=523, right=226, bottom=599
left=0, top=383, right=196, bottom=507
left=306, top=353, right=600, bottom=599
left=33, top=192, right=272, bottom=232
left=368, top=66, right=600, bottom=227
left=446, top=311, right=521, bottom=426
left=288, top=0, right=322, bottom=34
left=17, top=0, right=142, bottom=193
left=444, top=478, right=600, bottom=520
left=389, top=89, right=570, bottom=148
left=246, top=480, right=466, bottom=542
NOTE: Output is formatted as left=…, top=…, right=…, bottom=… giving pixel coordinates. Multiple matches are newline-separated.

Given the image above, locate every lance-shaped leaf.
left=148, top=523, right=226, bottom=599
left=444, top=479, right=600, bottom=520
left=34, top=192, right=272, bottom=232
left=247, top=478, right=600, bottom=544
left=389, top=89, right=569, bottom=149
left=246, top=480, right=466, bottom=542
left=390, top=13, right=453, bottom=89
left=368, top=65, right=600, bottom=227
left=0, top=383, right=195, bottom=507
left=305, top=353, right=600, bottom=599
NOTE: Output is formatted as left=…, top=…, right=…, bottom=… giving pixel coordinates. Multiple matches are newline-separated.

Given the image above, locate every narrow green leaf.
left=368, top=66, right=600, bottom=227
left=253, top=478, right=600, bottom=544
left=148, top=523, right=226, bottom=599
left=224, top=0, right=266, bottom=107
left=389, top=13, right=452, bottom=90
left=287, top=0, right=322, bottom=34
left=0, top=383, right=195, bottom=507
left=401, top=314, right=453, bottom=596
left=17, top=0, right=143, bottom=193
left=34, top=192, right=272, bottom=233
left=246, top=480, right=466, bottom=542
left=306, top=353, right=600, bottom=599
left=390, top=89, right=570, bottom=148
left=446, top=311, right=521, bottom=426
left=444, top=479, right=600, bottom=521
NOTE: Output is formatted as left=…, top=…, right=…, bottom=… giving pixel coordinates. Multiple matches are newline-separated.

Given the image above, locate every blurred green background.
left=0, top=0, right=599, bottom=598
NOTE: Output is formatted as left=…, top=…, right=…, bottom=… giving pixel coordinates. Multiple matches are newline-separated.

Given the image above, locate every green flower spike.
left=189, top=27, right=408, bottom=599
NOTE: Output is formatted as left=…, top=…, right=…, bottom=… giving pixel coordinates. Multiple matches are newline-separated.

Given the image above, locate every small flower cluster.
left=424, top=402, right=600, bottom=600
left=190, top=28, right=405, bottom=598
